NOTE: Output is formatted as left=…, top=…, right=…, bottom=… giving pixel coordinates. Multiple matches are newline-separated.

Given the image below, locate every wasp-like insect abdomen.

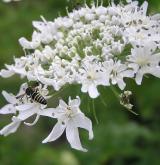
left=25, top=87, right=47, bottom=105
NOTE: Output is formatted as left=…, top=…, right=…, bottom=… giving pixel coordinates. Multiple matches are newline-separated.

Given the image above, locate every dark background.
left=0, top=0, right=160, bottom=165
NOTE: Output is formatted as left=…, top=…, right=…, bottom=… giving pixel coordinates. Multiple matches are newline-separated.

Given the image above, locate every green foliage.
left=0, top=0, right=160, bottom=165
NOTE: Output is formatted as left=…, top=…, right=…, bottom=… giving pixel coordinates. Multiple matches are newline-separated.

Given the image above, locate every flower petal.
left=148, top=67, right=160, bottom=78
left=32, top=21, right=46, bottom=32
left=88, top=84, right=99, bottom=98
left=17, top=83, right=28, bottom=96
left=24, top=114, right=40, bottom=126
left=140, top=1, right=148, bottom=15
left=69, top=96, right=80, bottom=108
left=66, top=122, right=87, bottom=152
left=135, top=73, right=143, bottom=85
left=12, top=67, right=26, bottom=76
left=38, top=76, right=53, bottom=86
left=81, top=84, right=88, bottom=93
left=73, top=113, right=94, bottom=140
left=39, top=108, right=57, bottom=118
left=117, top=79, right=126, bottom=90
left=0, top=69, right=14, bottom=78
left=19, top=35, right=40, bottom=49
left=16, top=103, right=35, bottom=111
left=59, top=99, right=68, bottom=109
left=2, top=91, right=17, bottom=104
left=0, top=117, right=21, bottom=136
left=16, top=109, right=36, bottom=120
left=42, top=121, right=66, bottom=143
left=0, top=104, right=16, bottom=114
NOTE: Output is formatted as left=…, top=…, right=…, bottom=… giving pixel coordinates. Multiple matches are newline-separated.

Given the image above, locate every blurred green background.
left=0, top=0, right=160, bottom=165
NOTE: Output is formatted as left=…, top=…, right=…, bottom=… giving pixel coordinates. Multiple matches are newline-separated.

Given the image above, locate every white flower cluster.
left=1, top=0, right=160, bottom=98
left=0, top=0, right=160, bottom=151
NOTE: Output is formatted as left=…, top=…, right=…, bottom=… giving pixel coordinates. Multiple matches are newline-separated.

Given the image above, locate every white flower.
left=0, top=83, right=51, bottom=136
left=0, top=116, right=21, bottom=136
left=42, top=96, right=93, bottom=152
left=0, top=65, right=14, bottom=78
left=123, top=27, right=160, bottom=46
left=0, top=57, right=27, bottom=78
left=15, top=83, right=50, bottom=126
left=0, top=101, right=50, bottom=136
left=78, top=57, right=109, bottom=98
left=15, top=102, right=47, bottom=126
left=1, top=0, right=160, bottom=97
left=103, top=60, right=134, bottom=90
left=32, top=20, right=58, bottom=44
left=19, top=31, right=41, bottom=49
left=0, top=83, right=28, bottom=114
left=128, top=42, right=160, bottom=85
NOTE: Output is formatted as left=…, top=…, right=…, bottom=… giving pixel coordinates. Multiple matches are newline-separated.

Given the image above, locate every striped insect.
left=25, top=87, right=47, bottom=105
left=16, top=82, right=47, bottom=105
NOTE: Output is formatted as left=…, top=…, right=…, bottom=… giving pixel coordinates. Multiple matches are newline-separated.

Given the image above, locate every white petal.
left=24, top=114, right=40, bottom=126
left=38, top=76, right=53, bottom=86
left=69, top=96, right=80, bottom=108
left=59, top=99, right=68, bottom=109
left=2, top=91, right=17, bottom=104
left=148, top=68, right=160, bottom=78
left=81, top=84, right=88, bottom=93
left=39, top=108, right=57, bottom=118
left=16, top=103, right=35, bottom=111
left=0, top=69, right=14, bottom=78
left=16, top=109, right=36, bottom=120
left=140, top=1, right=148, bottom=15
left=88, top=84, right=99, bottom=98
left=100, top=75, right=110, bottom=86
left=66, top=123, right=87, bottom=152
left=19, top=37, right=31, bottom=49
left=112, top=75, right=118, bottom=85
left=151, top=14, right=160, bottom=20
left=17, top=83, right=28, bottom=96
left=135, top=73, right=143, bottom=85
left=12, top=67, right=26, bottom=76
left=73, top=113, right=94, bottom=140
left=0, top=104, right=16, bottom=114
left=0, top=117, right=21, bottom=136
left=117, top=79, right=126, bottom=90
left=19, top=36, right=40, bottom=49
left=32, top=21, right=46, bottom=32
left=42, top=122, right=65, bottom=143
left=122, top=70, right=134, bottom=78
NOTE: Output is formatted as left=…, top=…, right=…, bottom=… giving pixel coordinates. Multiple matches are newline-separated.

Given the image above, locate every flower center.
left=87, top=71, right=96, bottom=80
left=111, top=69, right=118, bottom=77
left=135, top=33, right=145, bottom=40
left=136, top=57, right=149, bottom=66
left=66, top=106, right=74, bottom=118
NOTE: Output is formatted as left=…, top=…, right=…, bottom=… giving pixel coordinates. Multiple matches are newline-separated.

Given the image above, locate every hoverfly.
left=16, top=82, right=47, bottom=105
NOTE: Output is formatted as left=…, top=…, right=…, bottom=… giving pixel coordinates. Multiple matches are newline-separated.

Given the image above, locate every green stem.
left=100, top=95, right=107, bottom=108
left=126, top=109, right=139, bottom=116
left=92, top=99, right=99, bottom=124
left=110, top=85, right=120, bottom=99
left=87, top=96, right=91, bottom=113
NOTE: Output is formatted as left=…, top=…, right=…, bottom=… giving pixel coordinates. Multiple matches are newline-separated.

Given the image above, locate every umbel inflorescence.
left=0, top=0, right=160, bottom=152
